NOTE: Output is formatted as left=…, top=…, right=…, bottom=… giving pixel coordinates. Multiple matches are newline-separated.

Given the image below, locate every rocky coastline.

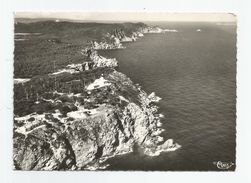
left=13, top=24, right=181, bottom=170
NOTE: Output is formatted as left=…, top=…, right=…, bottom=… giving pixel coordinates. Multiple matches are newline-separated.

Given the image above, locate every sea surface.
left=98, top=22, right=236, bottom=171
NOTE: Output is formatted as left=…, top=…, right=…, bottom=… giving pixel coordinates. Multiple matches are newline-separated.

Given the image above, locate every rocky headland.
left=13, top=21, right=181, bottom=170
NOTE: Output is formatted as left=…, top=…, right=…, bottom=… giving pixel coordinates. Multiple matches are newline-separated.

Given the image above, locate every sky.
left=15, top=12, right=236, bottom=22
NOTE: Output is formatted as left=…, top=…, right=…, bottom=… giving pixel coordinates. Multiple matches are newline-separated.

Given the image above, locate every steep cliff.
left=13, top=70, right=180, bottom=170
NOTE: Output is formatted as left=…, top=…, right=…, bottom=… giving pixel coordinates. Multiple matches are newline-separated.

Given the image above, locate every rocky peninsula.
left=13, top=21, right=181, bottom=170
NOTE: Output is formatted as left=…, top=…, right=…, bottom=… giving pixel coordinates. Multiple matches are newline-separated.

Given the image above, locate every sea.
left=98, top=22, right=237, bottom=171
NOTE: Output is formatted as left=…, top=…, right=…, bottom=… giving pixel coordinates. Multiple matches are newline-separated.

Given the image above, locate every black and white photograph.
left=12, top=12, right=237, bottom=171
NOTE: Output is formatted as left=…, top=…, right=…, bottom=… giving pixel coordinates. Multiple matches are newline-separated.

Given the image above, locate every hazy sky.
left=15, top=12, right=236, bottom=22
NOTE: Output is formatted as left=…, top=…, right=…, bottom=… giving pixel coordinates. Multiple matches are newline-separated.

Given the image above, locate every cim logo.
left=213, top=161, right=234, bottom=170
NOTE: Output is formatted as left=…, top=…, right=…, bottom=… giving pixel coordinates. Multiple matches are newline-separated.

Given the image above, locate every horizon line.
left=14, top=12, right=237, bottom=22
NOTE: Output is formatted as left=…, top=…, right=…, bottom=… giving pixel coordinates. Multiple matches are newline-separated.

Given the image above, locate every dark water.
left=99, top=22, right=236, bottom=171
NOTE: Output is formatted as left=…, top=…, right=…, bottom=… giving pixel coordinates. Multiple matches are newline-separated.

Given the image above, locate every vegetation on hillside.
left=14, top=21, right=147, bottom=78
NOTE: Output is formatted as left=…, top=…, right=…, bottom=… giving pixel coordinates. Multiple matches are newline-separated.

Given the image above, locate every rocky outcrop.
left=50, top=49, right=118, bottom=75
left=141, top=27, right=178, bottom=33
left=89, top=26, right=176, bottom=51
left=91, top=28, right=145, bottom=50
left=91, top=40, right=124, bottom=50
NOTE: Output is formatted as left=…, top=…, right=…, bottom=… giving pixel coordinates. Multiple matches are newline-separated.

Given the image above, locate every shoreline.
left=13, top=23, right=181, bottom=170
